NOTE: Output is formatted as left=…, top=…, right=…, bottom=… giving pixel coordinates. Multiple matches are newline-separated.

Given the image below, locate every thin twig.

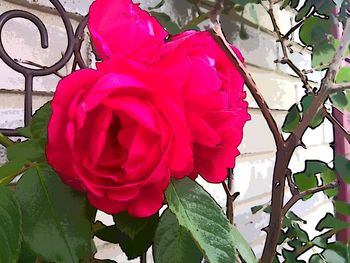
left=181, top=12, right=210, bottom=31
left=286, top=168, right=299, bottom=196
left=282, top=181, right=338, bottom=216
left=72, top=16, right=88, bottom=72
left=0, top=161, right=38, bottom=185
left=332, top=82, right=350, bottom=93
left=209, top=29, right=285, bottom=148
left=223, top=168, right=240, bottom=225
left=295, top=229, right=335, bottom=257
left=222, top=181, right=231, bottom=197
left=324, top=108, right=350, bottom=144
left=282, top=9, right=316, bottom=40
left=224, top=169, right=234, bottom=225
left=264, top=1, right=313, bottom=93
left=14, top=59, right=64, bottom=79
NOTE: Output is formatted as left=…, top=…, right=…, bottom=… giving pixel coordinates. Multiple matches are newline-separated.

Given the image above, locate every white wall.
left=0, top=0, right=334, bottom=261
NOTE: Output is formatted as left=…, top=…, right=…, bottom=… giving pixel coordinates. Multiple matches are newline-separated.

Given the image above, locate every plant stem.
left=332, top=83, right=350, bottom=92
left=0, top=133, right=14, bottom=148
left=223, top=168, right=236, bottom=225
left=0, top=161, right=37, bottom=185
left=324, top=108, right=350, bottom=144
left=140, top=252, right=147, bottom=263
left=260, top=152, right=290, bottom=263
left=295, top=229, right=336, bottom=256
left=72, top=16, right=88, bottom=72
left=181, top=12, right=210, bottom=31
left=282, top=181, right=338, bottom=216
left=209, top=29, right=285, bottom=148
left=260, top=18, right=350, bottom=263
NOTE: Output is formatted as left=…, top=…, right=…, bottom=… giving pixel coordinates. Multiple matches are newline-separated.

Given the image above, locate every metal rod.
left=0, top=0, right=76, bottom=134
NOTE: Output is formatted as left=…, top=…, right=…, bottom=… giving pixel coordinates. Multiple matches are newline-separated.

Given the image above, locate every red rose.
left=46, top=0, right=249, bottom=217
left=47, top=63, right=194, bottom=217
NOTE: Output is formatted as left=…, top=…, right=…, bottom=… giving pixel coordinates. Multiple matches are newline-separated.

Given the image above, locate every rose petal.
left=128, top=185, right=165, bottom=217
left=88, top=0, right=168, bottom=60
left=87, top=192, right=127, bottom=214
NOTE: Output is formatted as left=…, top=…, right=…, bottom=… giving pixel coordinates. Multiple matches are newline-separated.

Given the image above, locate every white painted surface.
left=0, top=0, right=334, bottom=261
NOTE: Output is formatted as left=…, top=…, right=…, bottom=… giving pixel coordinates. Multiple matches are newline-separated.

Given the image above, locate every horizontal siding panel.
left=246, top=65, right=299, bottom=110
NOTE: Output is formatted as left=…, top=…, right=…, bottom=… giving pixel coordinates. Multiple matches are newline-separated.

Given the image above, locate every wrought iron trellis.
left=0, top=0, right=88, bottom=136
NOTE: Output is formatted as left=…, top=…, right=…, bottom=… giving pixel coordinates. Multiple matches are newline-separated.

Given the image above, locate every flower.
left=88, top=0, right=168, bottom=61
left=46, top=0, right=249, bottom=217
left=147, top=31, right=250, bottom=183
left=46, top=63, right=193, bottom=217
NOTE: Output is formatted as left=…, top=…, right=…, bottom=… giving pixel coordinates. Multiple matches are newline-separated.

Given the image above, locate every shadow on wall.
left=221, top=15, right=277, bottom=70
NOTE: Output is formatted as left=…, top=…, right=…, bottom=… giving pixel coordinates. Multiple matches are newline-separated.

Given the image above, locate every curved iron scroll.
left=0, top=0, right=88, bottom=136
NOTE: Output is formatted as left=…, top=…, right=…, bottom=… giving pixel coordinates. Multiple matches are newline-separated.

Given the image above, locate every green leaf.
left=282, top=104, right=301, bottom=133
left=316, top=213, right=350, bottom=231
left=153, top=209, right=202, bottom=263
left=231, top=0, right=259, bottom=5
left=0, top=185, right=22, bottom=263
left=331, top=73, right=350, bottom=111
left=335, top=155, right=350, bottom=184
left=320, top=169, right=338, bottom=197
left=300, top=95, right=325, bottom=129
left=251, top=205, right=263, bottom=214
left=114, top=212, right=158, bottom=240
left=293, top=172, right=318, bottom=200
left=296, top=1, right=335, bottom=22
left=282, top=249, right=300, bottom=262
left=15, top=165, right=92, bottom=263
left=300, top=17, right=332, bottom=45
left=281, top=0, right=299, bottom=9
left=165, top=178, right=257, bottom=263
left=282, top=211, right=306, bottom=228
left=305, top=160, right=328, bottom=174
left=117, top=212, right=158, bottom=259
left=7, top=140, right=45, bottom=163
left=310, top=242, right=349, bottom=263
left=299, top=16, right=335, bottom=69
left=6, top=102, right=52, bottom=165
left=293, top=161, right=336, bottom=199
left=311, top=40, right=339, bottom=70
left=18, top=245, right=37, bottom=263
left=0, top=158, right=28, bottom=185
left=311, top=235, right=328, bottom=249
left=263, top=205, right=272, bottom=213
left=336, top=67, right=350, bottom=83
left=287, top=224, right=309, bottom=244
left=16, top=127, right=31, bottom=138
left=335, top=200, right=350, bottom=216
left=330, top=91, right=348, bottom=111
left=30, top=102, right=51, bottom=143
left=150, top=12, right=180, bottom=35
left=94, top=223, right=119, bottom=244
left=326, top=242, right=350, bottom=262
left=95, top=216, right=158, bottom=260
